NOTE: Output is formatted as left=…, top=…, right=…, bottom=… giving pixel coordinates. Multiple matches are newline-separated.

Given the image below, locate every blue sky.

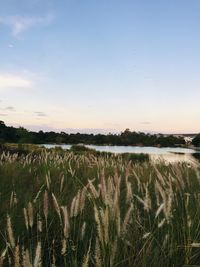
left=0, top=0, right=200, bottom=133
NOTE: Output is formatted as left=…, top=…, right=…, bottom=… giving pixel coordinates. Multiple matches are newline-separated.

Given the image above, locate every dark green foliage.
left=192, top=134, right=200, bottom=147
left=121, top=152, right=150, bottom=162
left=0, top=121, right=186, bottom=147
left=70, top=144, right=94, bottom=152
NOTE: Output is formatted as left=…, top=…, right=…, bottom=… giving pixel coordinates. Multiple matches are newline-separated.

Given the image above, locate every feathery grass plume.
left=46, top=172, right=51, bottom=190
left=74, top=190, right=81, bottom=217
left=61, top=239, right=67, bottom=255
left=33, top=185, right=45, bottom=203
left=28, top=202, right=34, bottom=228
left=81, top=222, right=86, bottom=240
left=94, top=237, right=102, bottom=267
left=132, top=169, right=141, bottom=190
left=107, top=176, right=114, bottom=197
left=61, top=206, right=69, bottom=238
left=70, top=196, right=76, bottom=217
left=162, top=233, right=169, bottom=248
left=43, top=190, right=49, bottom=224
left=52, top=193, right=62, bottom=223
left=60, top=174, right=65, bottom=193
left=88, top=179, right=99, bottom=198
left=155, top=180, right=166, bottom=206
left=116, top=211, right=121, bottom=237
left=0, top=248, right=7, bottom=267
left=144, top=185, right=151, bottom=212
left=155, top=203, right=164, bottom=218
left=126, top=180, right=133, bottom=204
left=190, top=242, right=200, bottom=247
left=100, top=169, right=107, bottom=202
left=100, top=206, right=109, bottom=245
left=94, top=206, right=103, bottom=246
left=113, top=188, right=119, bottom=216
left=33, top=242, right=41, bottom=267
left=82, top=239, right=91, bottom=267
left=80, top=187, right=87, bottom=212
left=122, top=203, right=133, bottom=234
left=37, top=214, right=42, bottom=233
left=115, top=173, right=121, bottom=196
left=110, top=238, right=117, bottom=266
left=143, top=232, right=151, bottom=239
left=68, top=161, right=75, bottom=177
left=125, top=161, right=132, bottom=178
left=10, top=191, right=15, bottom=208
left=158, top=218, right=166, bottom=228
left=14, top=245, right=20, bottom=267
left=7, top=215, right=15, bottom=248
left=23, top=208, right=29, bottom=230
left=165, top=186, right=173, bottom=222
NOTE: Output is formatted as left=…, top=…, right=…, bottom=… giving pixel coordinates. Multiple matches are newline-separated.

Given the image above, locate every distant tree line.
left=192, top=134, right=200, bottom=147
left=0, top=121, right=187, bottom=147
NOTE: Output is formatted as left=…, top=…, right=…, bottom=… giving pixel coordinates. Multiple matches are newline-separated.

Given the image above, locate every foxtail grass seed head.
left=7, top=215, right=15, bottom=248
left=43, top=190, right=49, bottom=222
left=28, top=202, right=34, bottom=228
left=33, top=242, right=41, bottom=267
left=52, top=193, right=62, bottom=222
left=23, top=208, right=29, bottom=231
left=61, top=206, right=69, bottom=238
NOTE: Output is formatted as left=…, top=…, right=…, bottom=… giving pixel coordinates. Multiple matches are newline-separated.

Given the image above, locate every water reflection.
left=42, top=144, right=200, bottom=164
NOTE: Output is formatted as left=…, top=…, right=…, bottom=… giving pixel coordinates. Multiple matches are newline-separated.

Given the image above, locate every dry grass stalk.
left=94, top=206, right=104, bottom=246
left=61, top=239, right=67, bottom=255
left=94, top=237, right=102, bottom=267
left=70, top=196, right=76, bottom=217
left=82, top=240, right=91, bottom=267
left=28, top=202, right=34, bottom=228
left=88, top=179, right=99, bottom=198
left=61, top=206, right=69, bottom=238
left=122, top=204, right=133, bottom=234
left=74, top=190, right=81, bottom=217
left=22, top=249, right=32, bottom=267
left=100, top=207, right=109, bottom=245
left=81, top=221, right=86, bottom=240
left=33, top=242, right=41, bottom=267
left=52, top=193, right=62, bottom=222
left=23, top=208, right=29, bottom=230
left=7, top=215, right=15, bottom=248
left=43, top=190, right=49, bottom=224
left=14, top=245, right=20, bottom=267
left=37, top=214, right=42, bottom=233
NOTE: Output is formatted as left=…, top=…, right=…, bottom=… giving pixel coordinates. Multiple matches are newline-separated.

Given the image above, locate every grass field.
left=0, top=148, right=200, bottom=266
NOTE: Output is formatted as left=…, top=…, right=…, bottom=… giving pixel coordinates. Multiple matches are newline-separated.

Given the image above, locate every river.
left=42, top=144, right=200, bottom=164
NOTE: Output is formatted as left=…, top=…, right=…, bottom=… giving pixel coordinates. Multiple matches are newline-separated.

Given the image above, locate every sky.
left=0, top=0, right=200, bottom=134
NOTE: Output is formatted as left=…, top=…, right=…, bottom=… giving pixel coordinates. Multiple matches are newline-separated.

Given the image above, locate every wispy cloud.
left=0, top=74, right=32, bottom=89
left=0, top=14, right=54, bottom=36
left=140, top=121, right=152, bottom=125
left=35, top=111, right=47, bottom=117
left=2, top=106, right=15, bottom=111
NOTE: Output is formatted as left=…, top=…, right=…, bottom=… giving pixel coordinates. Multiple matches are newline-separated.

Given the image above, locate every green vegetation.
left=192, top=134, right=200, bottom=147
left=0, top=148, right=200, bottom=266
left=0, top=121, right=185, bottom=147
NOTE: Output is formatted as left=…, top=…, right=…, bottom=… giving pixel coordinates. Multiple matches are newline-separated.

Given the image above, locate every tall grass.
left=0, top=150, right=200, bottom=266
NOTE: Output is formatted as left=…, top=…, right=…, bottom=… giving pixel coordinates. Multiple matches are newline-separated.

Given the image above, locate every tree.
left=192, top=134, right=200, bottom=147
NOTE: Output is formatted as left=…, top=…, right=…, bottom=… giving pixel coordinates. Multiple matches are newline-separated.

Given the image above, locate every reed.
left=0, top=149, right=200, bottom=266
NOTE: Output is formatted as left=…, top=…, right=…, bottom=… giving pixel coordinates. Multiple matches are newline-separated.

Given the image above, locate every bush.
left=192, top=134, right=200, bottom=147
left=121, top=152, right=150, bottom=162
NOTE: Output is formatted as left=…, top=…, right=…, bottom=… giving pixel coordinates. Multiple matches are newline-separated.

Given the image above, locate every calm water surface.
left=42, top=144, right=199, bottom=163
